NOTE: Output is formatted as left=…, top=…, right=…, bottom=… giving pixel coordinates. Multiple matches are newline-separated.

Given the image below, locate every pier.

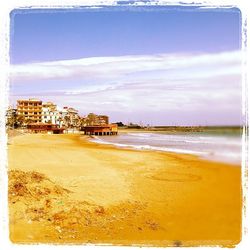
left=82, top=124, right=118, bottom=136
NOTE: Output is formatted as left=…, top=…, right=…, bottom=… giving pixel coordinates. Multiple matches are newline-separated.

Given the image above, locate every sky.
left=9, top=6, right=242, bottom=126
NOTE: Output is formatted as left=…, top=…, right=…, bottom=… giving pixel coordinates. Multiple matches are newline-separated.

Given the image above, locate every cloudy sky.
left=10, top=7, right=242, bottom=125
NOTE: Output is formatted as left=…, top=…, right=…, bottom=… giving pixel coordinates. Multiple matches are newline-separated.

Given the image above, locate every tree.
left=115, top=122, right=125, bottom=127
left=16, top=115, right=25, bottom=128
left=63, top=115, right=71, bottom=128
left=6, top=109, right=18, bottom=128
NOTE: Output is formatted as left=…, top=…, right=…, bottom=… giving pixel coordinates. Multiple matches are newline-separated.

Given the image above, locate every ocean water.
left=89, top=132, right=242, bottom=165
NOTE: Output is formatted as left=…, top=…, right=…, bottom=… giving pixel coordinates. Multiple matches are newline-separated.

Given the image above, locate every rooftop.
left=17, top=99, right=42, bottom=103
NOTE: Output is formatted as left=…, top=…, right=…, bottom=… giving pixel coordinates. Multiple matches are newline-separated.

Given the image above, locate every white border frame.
left=0, top=1, right=248, bottom=249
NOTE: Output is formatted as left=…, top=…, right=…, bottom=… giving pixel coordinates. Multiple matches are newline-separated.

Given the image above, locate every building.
left=42, top=101, right=57, bottom=111
left=17, top=99, right=42, bottom=123
left=98, top=115, right=109, bottom=125
left=27, top=123, right=64, bottom=134
left=15, top=99, right=114, bottom=133
left=60, top=107, right=81, bottom=128
left=84, top=113, right=109, bottom=126
left=42, top=102, right=61, bottom=126
left=82, top=124, right=118, bottom=136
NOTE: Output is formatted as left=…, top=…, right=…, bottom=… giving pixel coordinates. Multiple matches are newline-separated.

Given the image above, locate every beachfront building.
left=17, top=99, right=42, bottom=124
left=14, top=99, right=114, bottom=133
left=80, top=113, right=115, bottom=135
left=42, top=101, right=57, bottom=111
left=83, top=113, right=109, bottom=126
left=82, top=123, right=118, bottom=136
left=59, top=107, right=81, bottom=128
left=27, top=123, right=64, bottom=134
left=42, top=102, right=61, bottom=126
left=98, top=115, right=109, bottom=125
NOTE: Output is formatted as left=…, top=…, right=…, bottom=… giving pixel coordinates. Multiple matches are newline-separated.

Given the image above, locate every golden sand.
left=8, top=133, right=242, bottom=246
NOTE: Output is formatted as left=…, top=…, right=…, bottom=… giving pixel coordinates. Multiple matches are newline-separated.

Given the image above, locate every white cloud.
left=10, top=50, right=242, bottom=84
left=10, top=50, right=242, bottom=125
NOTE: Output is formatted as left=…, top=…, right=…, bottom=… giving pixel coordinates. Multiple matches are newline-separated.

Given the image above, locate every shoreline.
left=8, top=133, right=242, bottom=246
left=7, top=128, right=242, bottom=167
left=86, top=133, right=241, bottom=167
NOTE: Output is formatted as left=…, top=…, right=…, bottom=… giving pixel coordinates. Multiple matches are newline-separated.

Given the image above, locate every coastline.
left=8, top=133, right=242, bottom=246
left=88, top=131, right=242, bottom=166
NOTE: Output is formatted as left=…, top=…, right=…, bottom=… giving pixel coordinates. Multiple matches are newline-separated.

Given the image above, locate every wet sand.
left=8, top=133, right=242, bottom=246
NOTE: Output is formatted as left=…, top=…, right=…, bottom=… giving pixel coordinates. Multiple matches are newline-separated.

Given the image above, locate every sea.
left=89, top=131, right=243, bottom=165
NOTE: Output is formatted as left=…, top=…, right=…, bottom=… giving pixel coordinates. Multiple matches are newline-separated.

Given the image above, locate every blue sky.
left=10, top=6, right=242, bottom=125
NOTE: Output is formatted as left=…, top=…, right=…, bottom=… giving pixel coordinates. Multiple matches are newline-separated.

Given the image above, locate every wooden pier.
left=82, top=124, right=118, bottom=136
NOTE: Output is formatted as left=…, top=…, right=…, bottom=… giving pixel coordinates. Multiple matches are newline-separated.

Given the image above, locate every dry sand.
left=8, top=133, right=242, bottom=247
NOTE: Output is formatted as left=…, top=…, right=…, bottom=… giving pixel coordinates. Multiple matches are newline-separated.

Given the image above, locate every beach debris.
left=173, top=240, right=182, bottom=247
left=12, top=182, right=28, bottom=196
left=95, top=206, right=105, bottom=215
left=45, top=199, right=51, bottom=208
left=30, top=171, right=47, bottom=183
left=8, top=170, right=71, bottom=203
left=9, top=169, right=162, bottom=242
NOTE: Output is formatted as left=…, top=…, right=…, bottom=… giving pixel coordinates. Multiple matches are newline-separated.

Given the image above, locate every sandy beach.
left=8, top=133, right=242, bottom=247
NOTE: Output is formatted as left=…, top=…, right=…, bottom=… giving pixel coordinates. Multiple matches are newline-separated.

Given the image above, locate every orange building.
left=82, top=124, right=118, bottom=136
left=27, top=123, right=64, bottom=134
left=42, top=101, right=57, bottom=111
left=17, top=99, right=42, bottom=123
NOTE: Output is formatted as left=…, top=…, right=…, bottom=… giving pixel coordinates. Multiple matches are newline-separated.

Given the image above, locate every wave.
left=89, top=134, right=241, bottom=164
left=127, top=133, right=153, bottom=137
left=125, top=133, right=241, bottom=146
left=91, top=137, right=209, bottom=155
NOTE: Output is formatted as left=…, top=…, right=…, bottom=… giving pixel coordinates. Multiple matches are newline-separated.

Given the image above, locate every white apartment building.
left=42, top=102, right=62, bottom=126
left=59, top=106, right=80, bottom=128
